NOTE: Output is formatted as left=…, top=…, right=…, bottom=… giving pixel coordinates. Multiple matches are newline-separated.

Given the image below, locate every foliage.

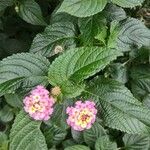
left=0, top=0, right=150, bottom=150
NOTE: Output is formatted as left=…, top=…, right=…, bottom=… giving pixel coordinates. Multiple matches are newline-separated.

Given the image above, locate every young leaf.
left=78, top=14, right=107, bottom=45
left=84, top=77, right=150, bottom=134
left=30, top=21, right=76, bottom=57
left=111, top=0, right=144, bottom=8
left=95, top=136, right=117, bottom=150
left=0, top=0, right=13, bottom=12
left=18, top=0, right=47, bottom=26
left=0, top=53, right=50, bottom=96
left=57, top=0, right=107, bottom=17
left=123, top=134, right=150, bottom=150
left=9, top=111, right=48, bottom=150
left=65, top=145, right=90, bottom=150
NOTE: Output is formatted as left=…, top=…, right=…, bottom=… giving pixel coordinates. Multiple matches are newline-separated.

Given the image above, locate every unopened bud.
left=54, top=45, right=63, bottom=54
left=15, top=6, right=19, bottom=13
left=51, top=86, right=61, bottom=96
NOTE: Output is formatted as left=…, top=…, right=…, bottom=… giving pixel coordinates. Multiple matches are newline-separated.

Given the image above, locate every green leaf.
left=130, top=65, right=150, bottom=99
left=65, top=145, right=90, bottom=150
left=84, top=77, right=150, bottom=134
left=117, top=18, right=150, bottom=52
left=9, top=111, right=48, bottom=150
left=95, top=136, right=117, bottom=150
left=0, top=53, right=50, bottom=96
left=30, top=21, right=76, bottom=57
left=0, top=0, right=13, bottom=12
left=108, top=63, right=128, bottom=83
left=78, top=14, right=107, bottom=45
left=0, top=132, right=8, bottom=150
left=43, top=124, right=67, bottom=147
left=111, top=0, right=144, bottom=8
left=0, top=105, right=14, bottom=123
left=18, top=0, right=47, bottom=26
left=48, top=46, right=121, bottom=98
left=4, top=93, right=23, bottom=108
left=71, top=129, right=84, bottom=143
left=48, top=46, right=121, bottom=85
left=123, top=134, right=150, bottom=150
left=105, top=4, right=126, bottom=21
left=83, top=121, right=106, bottom=147
left=57, top=0, right=107, bottom=17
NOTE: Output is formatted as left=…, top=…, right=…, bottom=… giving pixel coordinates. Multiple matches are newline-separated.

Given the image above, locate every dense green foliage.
left=0, top=0, right=150, bottom=150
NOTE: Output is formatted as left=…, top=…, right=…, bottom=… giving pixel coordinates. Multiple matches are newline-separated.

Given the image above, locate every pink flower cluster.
left=66, top=101, right=97, bottom=131
left=23, top=85, right=55, bottom=121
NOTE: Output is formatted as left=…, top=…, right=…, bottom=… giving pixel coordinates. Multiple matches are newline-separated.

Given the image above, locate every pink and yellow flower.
left=66, top=100, right=97, bottom=131
left=23, top=85, right=55, bottom=121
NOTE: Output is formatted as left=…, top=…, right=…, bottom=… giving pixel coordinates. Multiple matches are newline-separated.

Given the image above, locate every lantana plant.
left=0, top=0, right=150, bottom=150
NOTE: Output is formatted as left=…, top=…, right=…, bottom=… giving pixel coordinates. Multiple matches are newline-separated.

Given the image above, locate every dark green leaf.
left=9, top=111, right=48, bottom=150
left=30, top=21, right=76, bottom=57
left=18, top=0, right=47, bottom=26
left=84, top=77, right=150, bottom=134
left=83, top=121, right=106, bottom=147
left=57, top=0, right=107, bottom=17
left=95, top=136, right=117, bottom=150
left=65, top=145, right=90, bottom=150
left=123, top=134, right=150, bottom=150
left=0, top=53, right=50, bottom=96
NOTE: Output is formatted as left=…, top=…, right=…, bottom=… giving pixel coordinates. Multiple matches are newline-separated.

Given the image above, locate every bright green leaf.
left=48, top=46, right=121, bottom=98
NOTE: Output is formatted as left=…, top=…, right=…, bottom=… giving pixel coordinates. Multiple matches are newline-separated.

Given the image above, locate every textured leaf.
left=48, top=47, right=121, bottom=85
left=43, top=124, right=67, bottom=147
left=0, top=105, right=14, bottom=123
left=57, top=0, right=107, bottom=17
left=30, top=21, right=76, bottom=57
left=48, top=46, right=121, bottom=98
left=0, top=53, right=50, bottom=96
left=84, top=77, right=150, bottom=134
left=71, top=129, right=84, bottom=143
left=4, top=93, right=23, bottom=108
left=95, top=136, right=117, bottom=150
left=18, top=0, right=47, bottom=26
left=123, top=134, right=150, bottom=150
left=130, top=65, right=150, bottom=99
left=9, top=111, right=48, bottom=150
left=105, top=4, right=126, bottom=21
left=0, top=0, right=13, bottom=12
left=117, top=18, right=150, bottom=52
left=65, top=145, right=90, bottom=150
left=83, top=121, right=106, bottom=147
left=78, top=14, right=107, bottom=45
left=108, top=63, right=128, bottom=83
left=111, top=0, right=144, bottom=8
